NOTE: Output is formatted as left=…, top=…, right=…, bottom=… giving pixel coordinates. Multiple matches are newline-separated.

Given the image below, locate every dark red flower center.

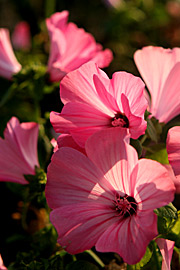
left=113, top=194, right=137, bottom=218
left=111, top=113, right=129, bottom=128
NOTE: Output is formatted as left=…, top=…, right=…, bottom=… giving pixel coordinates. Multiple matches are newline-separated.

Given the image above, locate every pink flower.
left=134, top=46, right=180, bottom=123
left=46, top=127, right=175, bottom=265
left=12, top=21, right=31, bottom=50
left=166, top=126, right=180, bottom=191
left=156, top=239, right=174, bottom=270
left=0, top=255, right=7, bottom=270
left=0, top=117, right=39, bottom=184
left=46, top=11, right=113, bottom=82
left=0, top=28, right=21, bottom=80
left=50, top=62, right=147, bottom=147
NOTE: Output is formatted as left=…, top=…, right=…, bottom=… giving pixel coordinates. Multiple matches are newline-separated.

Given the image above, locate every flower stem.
left=85, top=249, right=105, bottom=268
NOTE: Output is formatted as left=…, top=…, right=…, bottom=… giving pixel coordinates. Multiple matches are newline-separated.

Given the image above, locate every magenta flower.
left=0, top=117, right=39, bottom=184
left=46, top=11, right=113, bottom=82
left=12, top=21, right=31, bottom=50
left=0, top=28, right=21, bottom=80
left=156, top=239, right=174, bottom=270
left=46, top=127, right=175, bottom=265
left=50, top=62, right=147, bottom=147
left=166, top=126, right=180, bottom=192
left=134, top=46, right=180, bottom=123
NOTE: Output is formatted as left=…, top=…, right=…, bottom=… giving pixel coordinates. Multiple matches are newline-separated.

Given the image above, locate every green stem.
left=152, top=241, right=161, bottom=270
left=85, top=249, right=105, bottom=268
left=140, top=134, right=147, bottom=145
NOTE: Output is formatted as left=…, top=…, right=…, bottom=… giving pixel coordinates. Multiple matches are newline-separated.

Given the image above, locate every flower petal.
left=156, top=239, right=174, bottom=270
left=86, top=127, right=138, bottom=195
left=46, top=147, right=115, bottom=209
left=96, top=214, right=157, bottom=265
left=134, top=159, right=175, bottom=210
left=167, top=126, right=180, bottom=178
left=50, top=203, right=117, bottom=254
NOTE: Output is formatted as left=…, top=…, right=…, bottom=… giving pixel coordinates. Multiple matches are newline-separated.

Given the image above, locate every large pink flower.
left=0, top=28, right=21, bottom=80
left=46, top=127, right=175, bottom=265
left=46, top=11, right=113, bottom=82
left=166, top=126, right=180, bottom=191
left=134, top=46, right=180, bottom=123
left=50, top=62, right=147, bottom=147
left=0, top=117, right=39, bottom=184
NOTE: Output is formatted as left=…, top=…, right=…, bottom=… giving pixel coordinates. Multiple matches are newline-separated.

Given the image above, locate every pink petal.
left=57, top=134, right=86, bottom=154
left=133, top=159, right=175, bottom=210
left=51, top=138, right=58, bottom=152
left=167, top=126, right=180, bottom=178
left=163, top=164, right=180, bottom=193
left=0, top=117, right=39, bottom=184
left=93, top=74, right=119, bottom=112
left=0, top=28, right=21, bottom=79
left=121, top=93, right=147, bottom=139
left=156, top=239, right=174, bottom=270
left=46, top=147, right=115, bottom=209
left=50, top=102, right=112, bottom=147
left=50, top=203, right=117, bottom=254
left=96, top=214, right=157, bottom=265
left=85, top=127, right=137, bottom=195
left=0, top=255, right=7, bottom=270
left=46, top=11, right=113, bottom=82
left=134, top=46, right=180, bottom=122
left=60, top=62, right=111, bottom=112
left=154, top=63, right=180, bottom=123
left=46, top=11, right=69, bottom=31
left=110, top=71, right=147, bottom=117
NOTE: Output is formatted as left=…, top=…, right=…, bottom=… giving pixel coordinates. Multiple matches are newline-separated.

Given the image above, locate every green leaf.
left=145, top=143, right=169, bottom=164
left=145, top=117, right=164, bottom=143
left=65, top=260, right=99, bottom=270
left=130, top=139, right=142, bottom=158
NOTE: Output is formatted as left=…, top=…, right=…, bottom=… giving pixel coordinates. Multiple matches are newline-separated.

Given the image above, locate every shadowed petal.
left=96, top=214, right=157, bottom=265
left=50, top=203, right=117, bottom=254
left=156, top=239, right=174, bottom=270
left=134, top=159, right=175, bottom=210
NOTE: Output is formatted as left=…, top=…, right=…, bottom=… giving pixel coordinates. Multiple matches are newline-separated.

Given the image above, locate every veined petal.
left=50, top=102, right=112, bottom=147
left=50, top=203, right=117, bottom=254
left=60, top=62, right=111, bottom=109
left=46, top=147, right=116, bottom=209
left=57, top=134, right=86, bottom=154
left=154, top=63, right=180, bottom=123
left=110, top=71, right=146, bottom=117
left=0, top=117, right=39, bottom=184
left=134, top=46, right=180, bottom=122
left=86, top=127, right=137, bottom=195
left=121, top=93, right=147, bottom=139
left=156, top=239, right=174, bottom=270
left=96, top=214, right=157, bottom=265
left=134, top=159, right=175, bottom=210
